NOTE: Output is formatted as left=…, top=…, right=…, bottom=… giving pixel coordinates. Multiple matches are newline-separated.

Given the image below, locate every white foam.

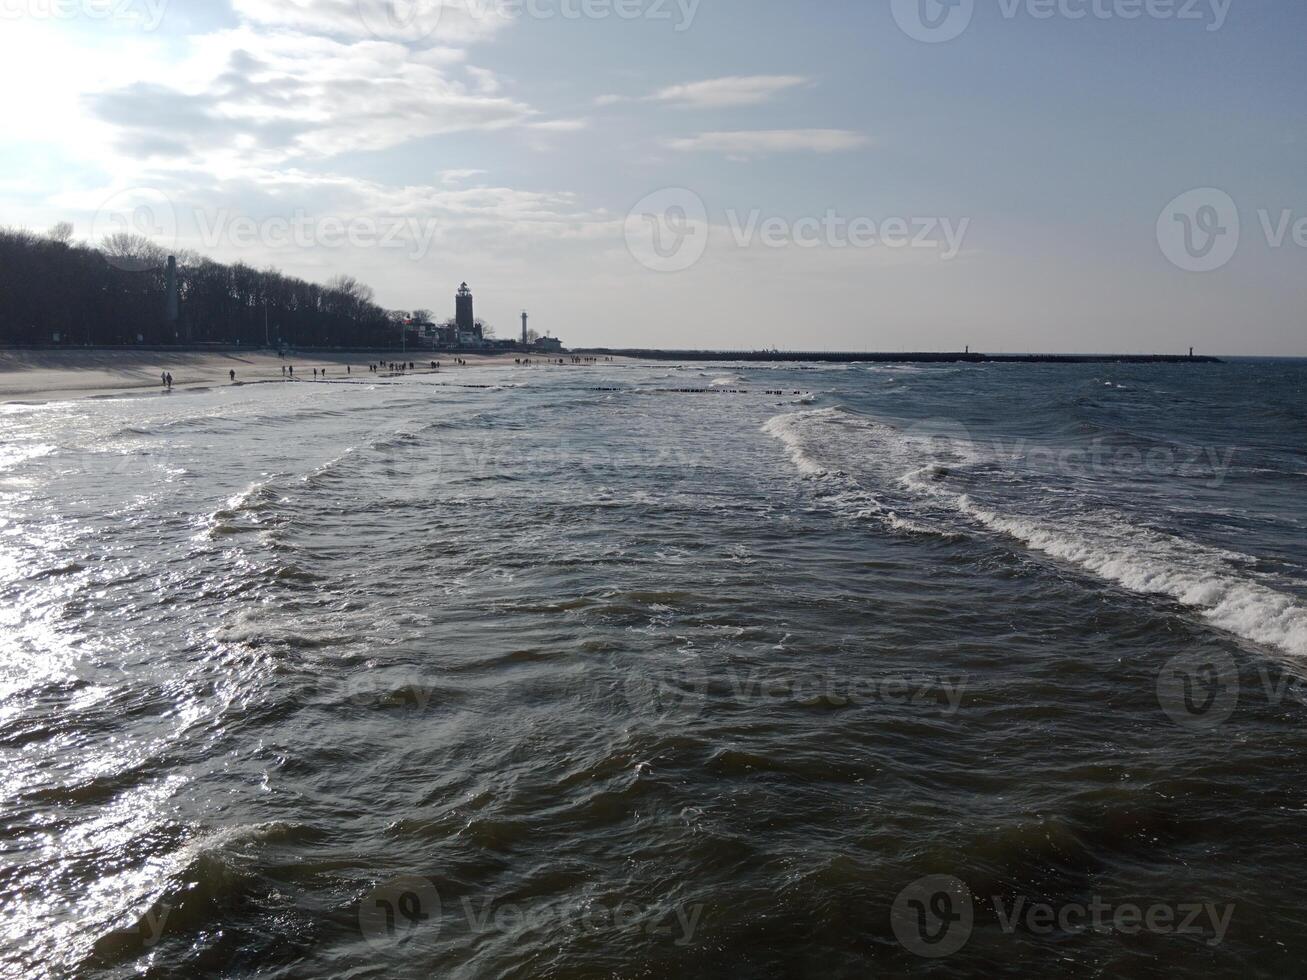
left=956, top=497, right=1307, bottom=657
left=762, top=409, right=842, bottom=477
left=764, top=406, right=1307, bottom=658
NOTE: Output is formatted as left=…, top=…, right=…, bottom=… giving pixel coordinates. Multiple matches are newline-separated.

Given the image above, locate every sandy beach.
left=0, top=349, right=561, bottom=404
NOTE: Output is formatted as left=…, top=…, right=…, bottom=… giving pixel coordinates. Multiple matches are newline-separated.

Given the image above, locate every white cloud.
left=528, top=118, right=590, bottom=132
left=230, top=0, right=510, bottom=44
left=85, top=27, right=532, bottom=165
left=465, top=65, right=501, bottom=94
left=650, top=75, right=811, bottom=108
left=440, top=168, right=489, bottom=184
left=668, top=129, right=868, bottom=156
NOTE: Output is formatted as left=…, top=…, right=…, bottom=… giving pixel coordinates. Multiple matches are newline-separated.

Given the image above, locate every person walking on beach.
left=288, top=365, right=293, bottom=377
left=165, top=372, right=173, bottom=389
left=161, top=371, right=167, bottom=387
left=229, top=370, right=236, bottom=383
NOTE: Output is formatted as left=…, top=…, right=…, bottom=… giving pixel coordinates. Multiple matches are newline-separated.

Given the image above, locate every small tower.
left=165, top=255, right=183, bottom=341
left=521, top=311, right=528, bottom=347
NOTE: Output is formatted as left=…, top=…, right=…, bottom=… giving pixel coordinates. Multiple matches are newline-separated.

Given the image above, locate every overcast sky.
left=1, top=0, right=1303, bottom=353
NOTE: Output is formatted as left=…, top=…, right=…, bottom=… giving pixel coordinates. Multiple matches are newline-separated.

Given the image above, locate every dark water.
left=1, top=359, right=1305, bottom=978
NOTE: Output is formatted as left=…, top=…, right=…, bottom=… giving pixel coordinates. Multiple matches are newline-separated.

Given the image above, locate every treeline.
left=0, top=225, right=400, bottom=348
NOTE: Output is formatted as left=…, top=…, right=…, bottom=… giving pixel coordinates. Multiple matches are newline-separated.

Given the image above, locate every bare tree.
left=47, top=221, right=74, bottom=245
left=326, top=274, right=376, bottom=305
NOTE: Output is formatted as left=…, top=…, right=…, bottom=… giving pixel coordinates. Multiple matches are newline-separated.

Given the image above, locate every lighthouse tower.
left=521, top=311, right=528, bottom=347
left=455, top=282, right=474, bottom=333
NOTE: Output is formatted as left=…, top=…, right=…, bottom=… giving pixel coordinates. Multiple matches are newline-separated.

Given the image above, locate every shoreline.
left=0, top=349, right=570, bottom=405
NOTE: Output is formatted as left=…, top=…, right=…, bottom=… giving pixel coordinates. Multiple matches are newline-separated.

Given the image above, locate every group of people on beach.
left=162, top=353, right=611, bottom=392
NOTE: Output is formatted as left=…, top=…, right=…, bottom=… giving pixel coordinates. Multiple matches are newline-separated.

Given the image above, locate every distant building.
left=535, top=335, right=563, bottom=353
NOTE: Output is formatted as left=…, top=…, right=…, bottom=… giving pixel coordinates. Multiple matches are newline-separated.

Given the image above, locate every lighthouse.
left=521, top=311, right=528, bottom=347
left=455, top=282, right=474, bottom=333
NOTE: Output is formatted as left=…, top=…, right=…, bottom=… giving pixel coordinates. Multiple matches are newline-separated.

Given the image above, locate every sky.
left=0, top=0, right=1303, bottom=354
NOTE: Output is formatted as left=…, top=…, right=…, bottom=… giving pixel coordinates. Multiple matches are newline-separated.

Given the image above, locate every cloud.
left=596, top=75, right=811, bottom=110
left=650, top=75, right=811, bottom=108
left=668, top=129, right=868, bottom=156
left=84, top=28, right=532, bottom=165
left=230, top=0, right=510, bottom=44
left=528, top=118, right=590, bottom=132
left=440, top=168, right=489, bottom=184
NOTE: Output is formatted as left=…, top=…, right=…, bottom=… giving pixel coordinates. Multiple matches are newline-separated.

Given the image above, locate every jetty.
left=575, top=349, right=1221, bottom=365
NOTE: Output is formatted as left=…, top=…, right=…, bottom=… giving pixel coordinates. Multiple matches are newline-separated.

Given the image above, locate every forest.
left=0, top=224, right=399, bottom=348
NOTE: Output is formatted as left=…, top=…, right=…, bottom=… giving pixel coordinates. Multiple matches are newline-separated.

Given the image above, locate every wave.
left=955, top=499, right=1307, bottom=657
left=764, top=407, right=1307, bottom=657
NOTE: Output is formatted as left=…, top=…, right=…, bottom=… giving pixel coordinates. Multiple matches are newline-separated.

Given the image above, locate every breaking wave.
left=765, top=407, right=1307, bottom=657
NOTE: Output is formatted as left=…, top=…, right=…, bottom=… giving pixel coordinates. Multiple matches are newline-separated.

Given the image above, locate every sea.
left=1, top=358, right=1304, bottom=978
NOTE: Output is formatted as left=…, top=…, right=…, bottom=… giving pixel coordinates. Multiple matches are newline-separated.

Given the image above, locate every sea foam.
left=764, top=407, right=1307, bottom=658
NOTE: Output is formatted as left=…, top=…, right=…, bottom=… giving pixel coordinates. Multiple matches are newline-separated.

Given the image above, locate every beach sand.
left=0, top=349, right=568, bottom=404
